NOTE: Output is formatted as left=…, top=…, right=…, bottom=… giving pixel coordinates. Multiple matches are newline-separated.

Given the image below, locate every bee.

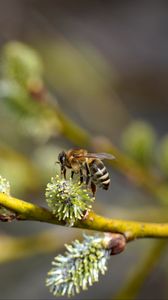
left=57, top=149, right=115, bottom=196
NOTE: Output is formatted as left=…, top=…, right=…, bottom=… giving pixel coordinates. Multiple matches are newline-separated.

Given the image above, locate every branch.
left=0, top=192, right=168, bottom=241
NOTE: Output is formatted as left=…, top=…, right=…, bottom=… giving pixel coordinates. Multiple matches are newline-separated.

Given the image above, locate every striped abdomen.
left=89, top=159, right=110, bottom=190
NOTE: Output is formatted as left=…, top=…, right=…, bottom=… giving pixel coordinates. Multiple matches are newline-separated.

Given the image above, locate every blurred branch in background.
left=114, top=240, right=168, bottom=300
left=0, top=228, right=80, bottom=264
left=99, top=205, right=168, bottom=223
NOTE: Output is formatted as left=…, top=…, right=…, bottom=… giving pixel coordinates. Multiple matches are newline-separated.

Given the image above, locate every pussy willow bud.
left=1, top=41, right=43, bottom=89
left=0, top=175, right=10, bottom=195
left=0, top=79, right=61, bottom=142
left=0, top=175, right=13, bottom=220
left=121, top=121, right=156, bottom=166
left=46, top=234, right=111, bottom=297
left=45, top=176, right=94, bottom=226
left=0, top=79, right=33, bottom=115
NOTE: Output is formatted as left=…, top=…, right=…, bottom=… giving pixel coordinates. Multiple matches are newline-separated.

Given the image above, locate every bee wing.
left=74, top=152, right=116, bottom=160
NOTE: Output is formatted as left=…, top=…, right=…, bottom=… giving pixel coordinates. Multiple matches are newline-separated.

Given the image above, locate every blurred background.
left=0, top=0, right=168, bottom=299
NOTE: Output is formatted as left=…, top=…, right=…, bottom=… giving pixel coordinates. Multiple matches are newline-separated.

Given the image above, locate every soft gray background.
left=0, top=1, right=168, bottom=299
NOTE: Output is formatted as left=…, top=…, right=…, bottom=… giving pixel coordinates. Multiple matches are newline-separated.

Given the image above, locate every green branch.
left=0, top=192, right=168, bottom=241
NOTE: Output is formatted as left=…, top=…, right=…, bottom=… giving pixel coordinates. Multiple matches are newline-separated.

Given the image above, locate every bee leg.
left=91, top=181, right=96, bottom=196
left=80, top=169, right=84, bottom=184
left=85, top=163, right=90, bottom=186
left=71, top=171, right=74, bottom=179
left=61, top=167, right=66, bottom=179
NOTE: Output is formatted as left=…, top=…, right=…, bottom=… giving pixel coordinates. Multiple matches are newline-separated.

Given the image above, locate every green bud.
left=0, top=175, right=10, bottom=195
left=45, top=176, right=94, bottom=226
left=0, top=175, right=11, bottom=218
left=46, top=234, right=110, bottom=297
left=0, top=79, right=61, bottom=142
left=0, top=79, right=31, bottom=115
left=1, top=41, right=43, bottom=88
left=121, top=121, right=156, bottom=165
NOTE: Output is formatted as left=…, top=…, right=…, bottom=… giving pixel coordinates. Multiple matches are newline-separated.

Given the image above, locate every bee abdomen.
left=90, top=160, right=110, bottom=190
